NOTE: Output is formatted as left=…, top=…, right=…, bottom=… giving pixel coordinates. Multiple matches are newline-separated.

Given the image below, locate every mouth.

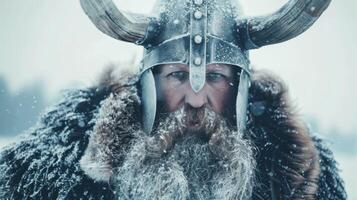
left=187, top=119, right=202, bottom=129
left=185, top=113, right=206, bottom=134
left=185, top=109, right=205, bottom=129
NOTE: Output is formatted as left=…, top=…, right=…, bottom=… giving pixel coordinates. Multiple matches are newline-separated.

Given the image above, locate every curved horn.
left=245, top=0, right=331, bottom=49
left=80, top=0, right=150, bottom=43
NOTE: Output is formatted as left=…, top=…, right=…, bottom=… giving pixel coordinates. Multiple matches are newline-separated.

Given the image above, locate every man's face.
left=111, top=65, right=255, bottom=199
left=154, top=63, right=238, bottom=130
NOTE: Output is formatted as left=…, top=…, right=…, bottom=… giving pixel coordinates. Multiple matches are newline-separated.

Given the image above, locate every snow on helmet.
left=81, top=0, right=331, bottom=133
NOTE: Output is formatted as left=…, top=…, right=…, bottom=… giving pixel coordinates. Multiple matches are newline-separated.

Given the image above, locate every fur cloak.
left=0, top=69, right=346, bottom=200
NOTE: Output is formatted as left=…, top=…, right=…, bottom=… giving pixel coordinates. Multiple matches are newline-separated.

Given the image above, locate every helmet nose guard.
left=81, top=0, right=331, bottom=134
left=140, top=0, right=251, bottom=92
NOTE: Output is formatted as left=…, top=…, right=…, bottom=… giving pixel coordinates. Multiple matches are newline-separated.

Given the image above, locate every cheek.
left=207, top=85, right=236, bottom=114
left=157, top=82, right=186, bottom=112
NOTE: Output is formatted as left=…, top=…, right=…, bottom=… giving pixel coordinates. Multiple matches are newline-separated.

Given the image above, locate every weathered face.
left=154, top=63, right=239, bottom=130
left=82, top=64, right=255, bottom=199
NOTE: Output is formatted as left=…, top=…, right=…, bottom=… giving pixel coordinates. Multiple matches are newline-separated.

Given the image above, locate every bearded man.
left=0, top=0, right=347, bottom=199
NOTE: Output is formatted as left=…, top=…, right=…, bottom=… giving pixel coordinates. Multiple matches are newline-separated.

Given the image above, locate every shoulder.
left=248, top=70, right=346, bottom=199
left=312, top=136, right=347, bottom=199
left=0, top=69, right=138, bottom=199
left=0, top=87, right=113, bottom=199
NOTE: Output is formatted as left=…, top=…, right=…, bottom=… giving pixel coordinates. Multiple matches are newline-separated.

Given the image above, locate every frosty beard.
left=112, top=106, right=256, bottom=200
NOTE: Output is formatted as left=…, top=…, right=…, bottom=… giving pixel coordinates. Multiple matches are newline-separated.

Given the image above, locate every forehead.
left=157, top=63, right=235, bottom=73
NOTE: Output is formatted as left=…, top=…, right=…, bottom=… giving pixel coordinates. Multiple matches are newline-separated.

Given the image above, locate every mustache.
left=156, top=105, right=222, bottom=134
left=148, top=106, right=222, bottom=156
left=146, top=106, right=239, bottom=161
left=185, top=106, right=205, bottom=124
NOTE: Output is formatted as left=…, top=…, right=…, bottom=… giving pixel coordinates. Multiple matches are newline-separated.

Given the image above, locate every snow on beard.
left=112, top=106, right=256, bottom=200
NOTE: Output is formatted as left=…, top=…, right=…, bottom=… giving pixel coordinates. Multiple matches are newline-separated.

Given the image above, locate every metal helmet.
left=81, top=0, right=331, bottom=134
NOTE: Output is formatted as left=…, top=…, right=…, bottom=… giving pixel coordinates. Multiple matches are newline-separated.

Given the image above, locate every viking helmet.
left=81, top=0, right=331, bottom=134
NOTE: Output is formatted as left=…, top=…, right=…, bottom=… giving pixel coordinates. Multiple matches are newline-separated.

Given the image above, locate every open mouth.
left=186, top=117, right=205, bottom=133
left=188, top=120, right=202, bottom=128
left=186, top=112, right=204, bottom=126
left=183, top=107, right=209, bottom=133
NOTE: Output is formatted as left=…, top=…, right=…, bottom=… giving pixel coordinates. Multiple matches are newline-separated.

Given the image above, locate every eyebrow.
left=157, top=64, right=234, bottom=75
left=206, top=64, right=232, bottom=73
left=160, top=64, right=187, bottom=73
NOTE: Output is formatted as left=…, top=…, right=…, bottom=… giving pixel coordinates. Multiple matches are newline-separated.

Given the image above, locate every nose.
left=184, top=89, right=208, bottom=108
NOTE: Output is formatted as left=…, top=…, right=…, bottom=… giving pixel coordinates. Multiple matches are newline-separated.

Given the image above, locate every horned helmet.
left=80, top=0, right=331, bottom=133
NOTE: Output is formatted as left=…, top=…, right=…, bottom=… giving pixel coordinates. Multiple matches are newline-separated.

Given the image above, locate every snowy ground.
left=0, top=138, right=355, bottom=198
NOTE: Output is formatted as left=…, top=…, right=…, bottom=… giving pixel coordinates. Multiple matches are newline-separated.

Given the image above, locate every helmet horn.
left=80, top=0, right=151, bottom=43
left=245, top=0, right=331, bottom=49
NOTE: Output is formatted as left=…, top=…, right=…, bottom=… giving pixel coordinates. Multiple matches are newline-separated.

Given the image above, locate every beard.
left=111, top=106, right=256, bottom=200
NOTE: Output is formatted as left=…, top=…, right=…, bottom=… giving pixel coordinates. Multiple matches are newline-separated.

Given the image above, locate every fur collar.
left=80, top=68, right=321, bottom=200
left=248, top=70, right=320, bottom=199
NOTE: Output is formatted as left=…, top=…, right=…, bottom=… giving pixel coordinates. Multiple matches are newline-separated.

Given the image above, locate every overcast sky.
left=0, top=0, right=356, bottom=134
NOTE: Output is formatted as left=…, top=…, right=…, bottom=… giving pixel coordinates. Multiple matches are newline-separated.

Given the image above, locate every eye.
left=167, top=71, right=188, bottom=82
left=207, top=72, right=226, bottom=82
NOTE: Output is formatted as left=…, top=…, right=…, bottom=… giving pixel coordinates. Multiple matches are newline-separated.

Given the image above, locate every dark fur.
left=0, top=69, right=347, bottom=199
left=248, top=70, right=320, bottom=199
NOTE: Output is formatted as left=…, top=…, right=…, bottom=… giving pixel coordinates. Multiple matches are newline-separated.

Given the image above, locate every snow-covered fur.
left=0, top=69, right=347, bottom=200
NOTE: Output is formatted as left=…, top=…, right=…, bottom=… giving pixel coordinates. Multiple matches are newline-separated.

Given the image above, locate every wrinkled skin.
left=154, top=63, right=239, bottom=130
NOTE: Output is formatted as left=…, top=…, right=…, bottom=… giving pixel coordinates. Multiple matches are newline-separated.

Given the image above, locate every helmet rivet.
left=194, top=57, right=202, bottom=65
left=194, top=10, right=203, bottom=19
left=194, top=0, right=203, bottom=6
left=194, top=35, right=203, bottom=44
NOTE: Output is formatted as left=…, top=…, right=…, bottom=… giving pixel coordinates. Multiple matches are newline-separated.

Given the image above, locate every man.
left=0, top=0, right=347, bottom=199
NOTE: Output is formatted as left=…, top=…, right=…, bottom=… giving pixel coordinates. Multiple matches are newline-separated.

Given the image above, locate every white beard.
left=112, top=107, right=256, bottom=200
